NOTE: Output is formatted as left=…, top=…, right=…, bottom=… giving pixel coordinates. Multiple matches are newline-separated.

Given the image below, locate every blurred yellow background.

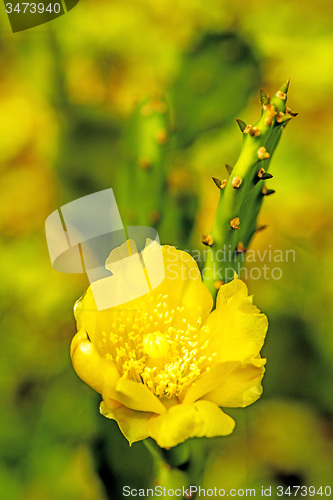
left=0, top=0, right=333, bottom=498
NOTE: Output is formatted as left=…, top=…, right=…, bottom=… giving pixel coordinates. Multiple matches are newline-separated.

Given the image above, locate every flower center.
left=143, top=332, right=169, bottom=358
left=98, top=294, right=212, bottom=398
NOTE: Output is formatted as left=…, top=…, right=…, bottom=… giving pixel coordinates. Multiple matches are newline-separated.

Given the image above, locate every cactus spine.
left=203, top=81, right=297, bottom=301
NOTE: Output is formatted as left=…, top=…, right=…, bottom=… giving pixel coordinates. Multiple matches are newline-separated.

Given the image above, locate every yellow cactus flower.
left=71, top=246, right=268, bottom=449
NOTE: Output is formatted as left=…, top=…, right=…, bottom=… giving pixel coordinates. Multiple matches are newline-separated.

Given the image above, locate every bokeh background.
left=1, top=0, right=333, bottom=498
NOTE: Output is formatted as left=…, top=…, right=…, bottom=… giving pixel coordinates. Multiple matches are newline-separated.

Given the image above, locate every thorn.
left=276, top=109, right=298, bottom=125
left=280, top=79, right=290, bottom=94
left=262, top=185, right=275, bottom=196
left=139, top=158, right=152, bottom=170
left=155, top=129, right=168, bottom=145
left=149, top=210, right=161, bottom=223
left=230, top=217, right=240, bottom=230
left=256, top=224, right=268, bottom=233
left=214, top=280, right=224, bottom=290
left=212, top=177, right=222, bottom=188
left=257, top=147, right=270, bottom=160
left=202, top=234, right=214, bottom=246
left=261, top=172, right=273, bottom=180
left=254, top=167, right=265, bottom=184
left=257, top=167, right=266, bottom=178
left=277, top=114, right=294, bottom=125
left=212, top=177, right=228, bottom=189
left=286, top=107, right=298, bottom=117
left=260, top=89, right=270, bottom=105
left=260, top=88, right=267, bottom=104
left=236, top=119, right=246, bottom=132
left=254, top=167, right=272, bottom=184
left=236, top=242, right=247, bottom=254
left=225, top=164, right=233, bottom=175
left=232, top=176, right=243, bottom=189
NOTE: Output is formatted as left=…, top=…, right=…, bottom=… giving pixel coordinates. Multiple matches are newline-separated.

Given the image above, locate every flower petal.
left=193, top=400, right=235, bottom=437
left=70, top=330, right=119, bottom=395
left=147, top=404, right=202, bottom=448
left=147, top=401, right=235, bottom=448
left=157, top=246, right=213, bottom=325
left=75, top=246, right=213, bottom=343
left=202, top=359, right=266, bottom=408
left=73, top=287, right=111, bottom=347
left=100, top=402, right=152, bottom=445
left=216, top=276, right=248, bottom=308
left=203, top=278, right=268, bottom=362
left=115, top=378, right=166, bottom=414
left=181, top=363, right=235, bottom=404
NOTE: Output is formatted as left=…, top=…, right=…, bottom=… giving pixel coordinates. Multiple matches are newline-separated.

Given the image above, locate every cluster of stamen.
left=97, top=294, right=212, bottom=398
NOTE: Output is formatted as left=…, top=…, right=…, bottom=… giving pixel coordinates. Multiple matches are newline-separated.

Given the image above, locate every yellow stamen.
left=97, top=295, right=211, bottom=398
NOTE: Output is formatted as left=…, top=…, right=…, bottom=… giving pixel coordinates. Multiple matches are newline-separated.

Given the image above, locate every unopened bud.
left=257, top=167, right=265, bottom=178
left=232, top=176, right=242, bottom=189
left=286, top=107, right=298, bottom=117
left=149, top=210, right=161, bottom=223
left=276, top=90, right=287, bottom=100
left=212, top=177, right=227, bottom=189
left=257, top=147, right=270, bottom=160
left=276, top=112, right=284, bottom=123
left=264, top=104, right=278, bottom=126
left=230, top=217, right=240, bottom=230
left=140, top=103, right=153, bottom=117
left=249, top=126, right=261, bottom=137
left=202, top=234, right=214, bottom=246
left=139, top=158, right=152, bottom=170
left=155, top=129, right=168, bottom=145
left=236, top=242, right=247, bottom=254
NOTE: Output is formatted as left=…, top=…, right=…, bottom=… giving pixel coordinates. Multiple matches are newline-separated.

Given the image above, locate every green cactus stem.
left=118, top=95, right=169, bottom=227
left=203, top=81, right=297, bottom=302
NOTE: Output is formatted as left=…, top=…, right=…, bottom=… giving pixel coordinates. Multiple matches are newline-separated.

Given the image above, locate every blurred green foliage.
left=0, top=0, right=333, bottom=498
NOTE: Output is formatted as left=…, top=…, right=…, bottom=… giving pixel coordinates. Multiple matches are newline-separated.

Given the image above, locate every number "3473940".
left=5, top=3, right=61, bottom=14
